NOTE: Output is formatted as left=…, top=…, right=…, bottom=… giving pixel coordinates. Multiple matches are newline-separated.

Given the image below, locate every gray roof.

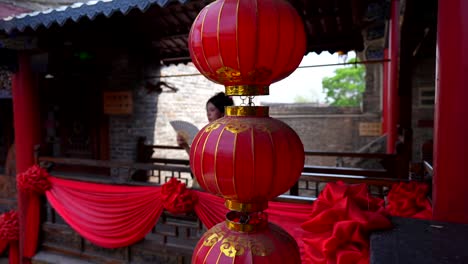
left=0, top=0, right=190, bottom=34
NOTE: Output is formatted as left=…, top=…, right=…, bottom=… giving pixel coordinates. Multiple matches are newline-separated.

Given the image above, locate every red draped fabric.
left=194, top=191, right=315, bottom=258
left=16, top=165, right=51, bottom=260
left=45, top=177, right=164, bottom=248
left=386, top=181, right=432, bottom=220
left=43, top=176, right=315, bottom=262
left=301, top=182, right=393, bottom=264
left=268, top=200, right=315, bottom=258
left=0, top=241, right=7, bottom=254
left=0, top=242, right=19, bottom=264
left=22, top=165, right=431, bottom=264
left=0, top=211, right=20, bottom=264
left=193, top=191, right=228, bottom=228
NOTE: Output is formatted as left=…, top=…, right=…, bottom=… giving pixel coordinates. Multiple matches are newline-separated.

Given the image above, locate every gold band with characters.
left=225, top=200, right=268, bottom=212
left=225, top=106, right=269, bottom=117
left=225, top=85, right=269, bottom=96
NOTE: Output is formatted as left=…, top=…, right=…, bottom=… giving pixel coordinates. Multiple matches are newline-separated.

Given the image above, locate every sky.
left=261, top=51, right=356, bottom=104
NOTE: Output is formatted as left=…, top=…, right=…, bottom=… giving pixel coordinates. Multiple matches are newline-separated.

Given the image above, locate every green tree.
left=322, top=58, right=365, bottom=106
left=294, top=94, right=311, bottom=103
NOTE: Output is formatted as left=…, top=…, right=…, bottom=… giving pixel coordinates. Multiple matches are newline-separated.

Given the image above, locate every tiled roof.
left=0, top=2, right=30, bottom=20
left=0, top=0, right=189, bottom=33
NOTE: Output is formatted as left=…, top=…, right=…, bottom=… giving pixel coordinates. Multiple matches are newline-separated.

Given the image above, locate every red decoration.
left=0, top=210, right=20, bottom=264
left=190, top=115, right=304, bottom=208
left=0, top=211, right=19, bottom=241
left=161, top=178, right=198, bottom=214
left=188, top=0, right=306, bottom=88
left=301, top=182, right=392, bottom=264
left=17, top=164, right=51, bottom=193
left=192, top=216, right=301, bottom=264
left=386, top=182, right=432, bottom=219
left=43, top=175, right=313, bottom=260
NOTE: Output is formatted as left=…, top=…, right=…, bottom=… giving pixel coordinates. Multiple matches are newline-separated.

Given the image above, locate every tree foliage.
left=322, top=58, right=365, bottom=106
left=294, top=95, right=311, bottom=103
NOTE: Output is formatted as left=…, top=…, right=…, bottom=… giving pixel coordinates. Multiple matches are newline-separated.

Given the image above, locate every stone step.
left=32, top=252, right=93, bottom=264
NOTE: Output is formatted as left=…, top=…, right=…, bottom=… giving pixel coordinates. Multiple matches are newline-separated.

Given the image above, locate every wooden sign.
left=103, top=91, right=133, bottom=115
left=359, top=122, right=382, bottom=136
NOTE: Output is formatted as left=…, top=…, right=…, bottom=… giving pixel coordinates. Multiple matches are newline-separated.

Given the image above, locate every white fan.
left=169, top=120, right=200, bottom=145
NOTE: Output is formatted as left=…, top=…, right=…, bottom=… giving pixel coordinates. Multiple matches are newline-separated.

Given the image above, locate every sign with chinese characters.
left=103, top=91, right=133, bottom=115
left=359, top=122, right=382, bottom=136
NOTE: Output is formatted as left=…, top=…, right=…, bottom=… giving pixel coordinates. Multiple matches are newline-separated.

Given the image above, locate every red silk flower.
left=386, top=181, right=432, bottom=219
left=0, top=211, right=19, bottom=241
left=161, top=178, right=198, bottom=214
left=301, top=182, right=392, bottom=264
left=17, top=165, right=51, bottom=193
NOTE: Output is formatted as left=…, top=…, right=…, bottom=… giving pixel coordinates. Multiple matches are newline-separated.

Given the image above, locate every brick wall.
left=267, top=104, right=381, bottom=166
left=152, top=64, right=224, bottom=159
left=107, top=61, right=382, bottom=166
left=411, top=58, right=435, bottom=161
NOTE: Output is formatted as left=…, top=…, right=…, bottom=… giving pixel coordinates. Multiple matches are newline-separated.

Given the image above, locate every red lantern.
left=192, top=211, right=301, bottom=264
left=189, top=1, right=306, bottom=262
left=190, top=106, right=304, bottom=211
left=188, top=0, right=306, bottom=95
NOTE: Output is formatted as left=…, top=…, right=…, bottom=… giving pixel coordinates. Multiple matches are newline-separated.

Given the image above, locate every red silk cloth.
left=19, top=165, right=429, bottom=263
left=301, top=182, right=392, bottom=264
left=386, top=181, right=432, bottom=220
left=44, top=176, right=314, bottom=256
left=44, top=177, right=401, bottom=263
left=45, top=177, right=165, bottom=248
left=16, top=165, right=51, bottom=260
left=0, top=211, right=20, bottom=264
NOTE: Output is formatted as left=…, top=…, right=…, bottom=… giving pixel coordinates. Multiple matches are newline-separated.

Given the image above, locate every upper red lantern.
left=190, top=106, right=304, bottom=211
left=188, top=0, right=307, bottom=96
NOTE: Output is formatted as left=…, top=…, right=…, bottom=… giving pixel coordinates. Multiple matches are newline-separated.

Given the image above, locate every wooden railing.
left=38, top=156, right=194, bottom=186
left=39, top=149, right=407, bottom=200
left=304, top=151, right=405, bottom=178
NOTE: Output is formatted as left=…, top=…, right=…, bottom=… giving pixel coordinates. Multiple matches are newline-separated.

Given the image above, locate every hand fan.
left=169, top=120, right=200, bottom=145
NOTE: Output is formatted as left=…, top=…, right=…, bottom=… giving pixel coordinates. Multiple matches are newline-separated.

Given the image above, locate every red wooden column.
left=386, top=0, right=400, bottom=153
left=12, top=53, right=41, bottom=263
left=433, top=0, right=468, bottom=224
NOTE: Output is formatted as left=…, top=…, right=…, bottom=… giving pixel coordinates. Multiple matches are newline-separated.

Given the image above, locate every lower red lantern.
left=192, top=211, right=301, bottom=264
left=190, top=106, right=304, bottom=263
left=190, top=106, right=304, bottom=211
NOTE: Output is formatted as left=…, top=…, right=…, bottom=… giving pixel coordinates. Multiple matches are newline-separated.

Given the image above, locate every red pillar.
left=12, top=53, right=41, bottom=263
left=386, top=0, right=400, bottom=153
left=433, top=0, right=468, bottom=223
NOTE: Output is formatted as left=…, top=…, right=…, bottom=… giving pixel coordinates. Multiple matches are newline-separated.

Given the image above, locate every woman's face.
left=206, top=102, right=223, bottom=122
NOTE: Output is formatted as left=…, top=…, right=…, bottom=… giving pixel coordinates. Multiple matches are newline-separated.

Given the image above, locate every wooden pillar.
left=433, top=0, right=468, bottom=223
left=386, top=0, right=400, bottom=153
left=12, top=52, right=41, bottom=263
